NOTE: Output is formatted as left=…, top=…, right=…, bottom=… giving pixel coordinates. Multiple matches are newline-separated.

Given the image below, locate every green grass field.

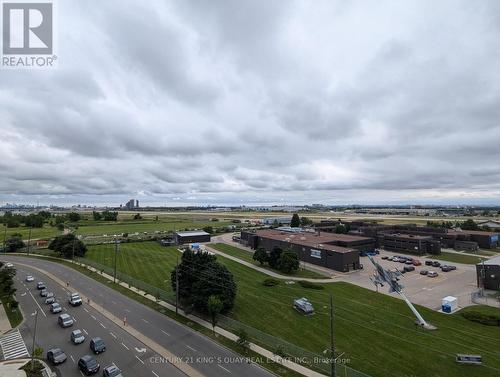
left=1, top=225, right=62, bottom=240
left=85, top=241, right=500, bottom=377
left=74, top=220, right=230, bottom=236
left=208, top=243, right=328, bottom=279
left=433, top=251, right=487, bottom=265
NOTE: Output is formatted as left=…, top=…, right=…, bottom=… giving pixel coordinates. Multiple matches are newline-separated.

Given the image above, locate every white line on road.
left=121, top=343, right=130, bottom=350
left=161, top=330, right=170, bottom=336
left=110, top=332, right=117, bottom=339
left=82, top=328, right=88, bottom=335
left=186, top=345, right=197, bottom=352
left=218, top=364, right=231, bottom=373
left=99, top=322, right=106, bottom=329
left=152, top=371, right=160, bottom=377
left=70, top=355, right=75, bottom=363
left=142, top=318, right=149, bottom=324
left=91, top=315, right=97, bottom=320
left=28, top=291, right=47, bottom=317
left=135, top=355, right=145, bottom=364
left=83, top=308, right=89, bottom=313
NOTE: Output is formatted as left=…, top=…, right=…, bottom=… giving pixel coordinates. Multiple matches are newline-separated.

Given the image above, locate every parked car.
left=58, top=313, right=74, bottom=328
left=36, top=282, right=46, bottom=290
left=71, top=329, right=85, bottom=345
left=412, top=260, right=422, bottom=266
left=293, top=297, right=314, bottom=315
left=405, top=260, right=413, bottom=265
left=448, top=265, right=457, bottom=270
left=40, top=289, right=48, bottom=297
left=78, top=355, right=100, bottom=375
left=427, top=271, right=439, bottom=278
left=392, top=257, right=399, bottom=262
left=90, top=337, right=106, bottom=354
left=5, top=263, right=13, bottom=268
left=420, top=270, right=429, bottom=275
left=45, top=297, right=56, bottom=304
left=47, top=348, right=67, bottom=365
left=404, top=265, right=415, bottom=272
left=381, top=256, right=388, bottom=260
left=50, top=303, right=62, bottom=314
left=425, top=260, right=433, bottom=266
left=69, top=293, right=83, bottom=306
left=103, top=364, right=123, bottom=377
left=25, top=275, right=34, bottom=282
left=432, top=261, right=441, bottom=267
left=46, top=292, right=54, bottom=298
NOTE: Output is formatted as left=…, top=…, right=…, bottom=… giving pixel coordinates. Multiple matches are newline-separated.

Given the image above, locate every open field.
left=209, top=243, right=327, bottom=279
left=1, top=225, right=62, bottom=240
left=85, top=241, right=500, bottom=377
left=73, top=219, right=231, bottom=236
left=433, top=251, right=487, bottom=265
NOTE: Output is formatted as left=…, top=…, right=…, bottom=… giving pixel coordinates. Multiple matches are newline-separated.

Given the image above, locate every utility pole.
left=3, top=224, right=6, bottom=254
left=27, top=227, right=32, bottom=255
left=31, top=309, right=39, bottom=370
left=72, top=237, right=76, bottom=260
left=329, top=294, right=336, bottom=377
left=175, top=256, right=179, bottom=315
left=113, top=237, right=119, bottom=284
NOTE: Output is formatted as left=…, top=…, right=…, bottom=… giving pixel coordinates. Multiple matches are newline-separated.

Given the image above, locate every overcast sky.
left=2, top=0, right=500, bottom=207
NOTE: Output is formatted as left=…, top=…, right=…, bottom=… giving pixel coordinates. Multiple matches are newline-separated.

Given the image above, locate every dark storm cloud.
left=1, top=0, right=500, bottom=205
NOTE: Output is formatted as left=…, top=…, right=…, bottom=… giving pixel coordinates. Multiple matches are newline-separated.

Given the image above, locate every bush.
left=461, top=311, right=500, bottom=326
left=262, top=278, right=280, bottom=287
left=297, top=280, right=324, bottom=290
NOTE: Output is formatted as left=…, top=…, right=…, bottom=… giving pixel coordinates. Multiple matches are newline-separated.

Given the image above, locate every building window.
left=310, top=249, right=322, bottom=258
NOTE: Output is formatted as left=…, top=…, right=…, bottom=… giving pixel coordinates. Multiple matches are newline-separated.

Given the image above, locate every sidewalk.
left=0, top=303, right=12, bottom=335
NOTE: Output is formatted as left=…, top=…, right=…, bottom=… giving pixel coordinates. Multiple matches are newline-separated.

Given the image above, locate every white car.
left=26, top=275, right=34, bottom=282
left=5, top=263, right=13, bottom=268
left=70, top=329, right=85, bottom=345
left=50, top=303, right=62, bottom=314
left=69, top=293, right=82, bottom=307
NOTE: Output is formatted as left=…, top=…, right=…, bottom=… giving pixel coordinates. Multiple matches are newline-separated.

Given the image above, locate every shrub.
left=461, top=311, right=500, bottom=326
left=297, top=280, right=324, bottom=290
left=262, top=278, right=280, bottom=287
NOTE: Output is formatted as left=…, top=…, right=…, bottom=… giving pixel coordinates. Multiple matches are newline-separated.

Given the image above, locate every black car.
left=381, top=256, right=388, bottom=260
left=404, top=265, right=415, bottom=272
left=47, top=348, right=67, bottom=365
left=90, top=337, right=106, bottom=354
left=425, top=260, right=433, bottom=266
left=36, top=282, right=46, bottom=290
left=420, top=270, right=429, bottom=275
left=441, top=265, right=452, bottom=272
left=432, top=261, right=441, bottom=267
left=78, top=355, right=100, bottom=375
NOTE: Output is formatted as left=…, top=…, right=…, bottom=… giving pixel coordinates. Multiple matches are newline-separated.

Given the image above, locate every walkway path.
left=0, top=304, right=11, bottom=335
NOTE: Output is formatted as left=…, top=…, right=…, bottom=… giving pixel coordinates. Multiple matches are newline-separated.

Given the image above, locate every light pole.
left=3, top=223, right=6, bottom=254
left=113, top=236, right=119, bottom=284
left=31, top=309, right=39, bottom=370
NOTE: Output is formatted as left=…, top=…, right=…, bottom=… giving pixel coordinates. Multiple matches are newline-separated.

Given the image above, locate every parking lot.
left=337, top=249, right=479, bottom=311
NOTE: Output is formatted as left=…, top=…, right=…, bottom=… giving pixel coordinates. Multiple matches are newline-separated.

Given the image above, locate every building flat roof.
left=449, top=229, right=499, bottom=236
left=381, top=233, right=433, bottom=240
left=175, top=231, right=210, bottom=237
left=480, top=255, right=500, bottom=266
left=255, top=229, right=357, bottom=254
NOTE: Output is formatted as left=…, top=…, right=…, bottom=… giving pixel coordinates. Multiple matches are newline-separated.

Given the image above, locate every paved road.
left=13, top=264, right=186, bottom=377
left=4, top=256, right=273, bottom=377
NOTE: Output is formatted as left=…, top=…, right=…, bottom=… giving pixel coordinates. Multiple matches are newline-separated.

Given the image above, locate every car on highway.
left=46, top=348, right=67, bottom=365
left=71, top=329, right=86, bottom=344
left=69, top=293, right=83, bottom=306
left=427, top=271, right=439, bottom=278
left=50, top=303, right=62, bottom=314
left=45, top=297, right=56, bottom=304
left=420, top=270, right=429, bottom=275
left=58, top=313, right=74, bottom=328
left=90, top=337, right=106, bottom=354
left=40, top=289, right=49, bottom=297
left=103, top=364, right=123, bottom=377
left=78, top=355, right=100, bottom=375
left=36, top=282, right=46, bottom=290
left=25, top=275, right=34, bottom=282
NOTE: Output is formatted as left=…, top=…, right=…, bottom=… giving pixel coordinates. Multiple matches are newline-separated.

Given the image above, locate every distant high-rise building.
left=135, top=200, right=139, bottom=208
left=125, top=199, right=136, bottom=210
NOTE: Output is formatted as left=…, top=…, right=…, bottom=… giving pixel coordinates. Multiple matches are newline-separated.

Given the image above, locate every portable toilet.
left=442, top=296, right=458, bottom=313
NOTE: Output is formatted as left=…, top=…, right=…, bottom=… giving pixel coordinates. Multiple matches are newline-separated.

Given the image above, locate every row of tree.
left=1, top=211, right=51, bottom=228
left=253, top=247, right=300, bottom=273
left=0, top=262, right=18, bottom=313
left=91, top=211, right=119, bottom=221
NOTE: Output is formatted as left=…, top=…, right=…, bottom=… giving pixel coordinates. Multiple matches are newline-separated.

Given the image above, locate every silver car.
left=50, top=303, right=62, bottom=314
left=71, top=329, right=85, bottom=345
left=45, top=297, right=56, bottom=305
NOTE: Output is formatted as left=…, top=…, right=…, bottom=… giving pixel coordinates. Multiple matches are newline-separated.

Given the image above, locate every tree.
left=236, top=328, right=250, bottom=351
left=300, top=216, right=313, bottom=227
left=5, top=234, right=25, bottom=252
left=460, top=219, right=479, bottom=231
left=268, top=247, right=282, bottom=269
left=171, top=249, right=237, bottom=314
left=207, top=295, right=223, bottom=332
left=253, top=247, right=268, bottom=265
left=335, top=224, right=348, bottom=234
left=102, top=211, right=118, bottom=221
left=133, top=213, right=142, bottom=220
left=48, top=234, right=87, bottom=259
left=92, top=211, right=102, bottom=221
left=278, top=250, right=299, bottom=273
left=202, top=226, right=214, bottom=234
left=66, top=212, right=81, bottom=222
left=290, top=213, right=300, bottom=228
left=24, top=214, right=44, bottom=228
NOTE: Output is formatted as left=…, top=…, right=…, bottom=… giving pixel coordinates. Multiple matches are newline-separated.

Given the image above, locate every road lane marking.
left=218, top=364, right=231, bottom=373
left=83, top=308, right=89, bottom=313
left=91, top=315, right=97, bottom=320
left=28, top=291, right=47, bottom=317
left=152, top=372, right=159, bottom=377
left=70, top=355, right=75, bottom=363
left=100, top=322, right=106, bottom=329
left=135, top=355, right=145, bottom=364
left=186, top=345, right=197, bottom=352
left=121, top=343, right=130, bottom=350
left=110, top=332, right=117, bottom=339
left=142, top=319, right=149, bottom=324
left=161, top=330, right=170, bottom=336
left=83, top=328, right=88, bottom=335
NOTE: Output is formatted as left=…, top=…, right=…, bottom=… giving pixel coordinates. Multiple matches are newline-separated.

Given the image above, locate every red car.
left=412, top=260, right=422, bottom=266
